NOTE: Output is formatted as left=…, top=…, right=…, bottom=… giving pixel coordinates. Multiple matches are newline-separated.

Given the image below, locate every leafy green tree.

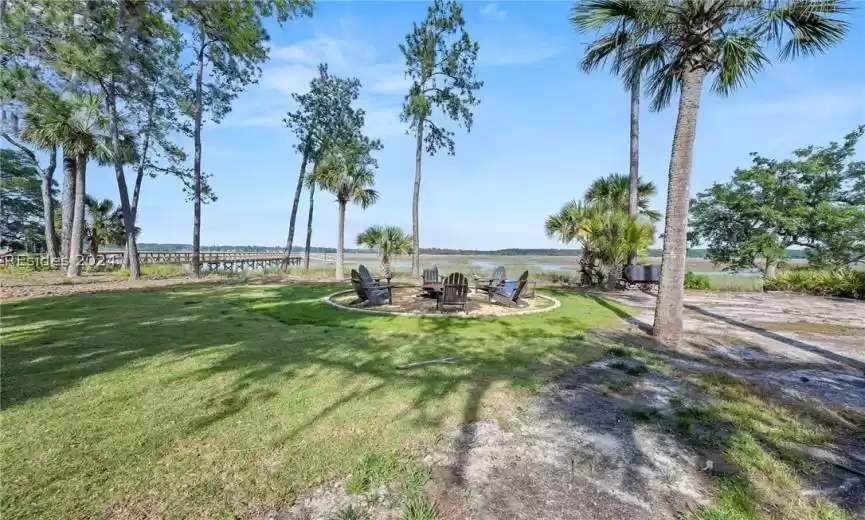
left=574, top=0, right=850, bottom=345
left=0, top=75, right=61, bottom=260
left=175, top=0, right=312, bottom=277
left=299, top=82, right=370, bottom=272
left=0, top=149, right=54, bottom=252
left=401, top=0, right=483, bottom=277
left=121, top=36, right=210, bottom=269
left=585, top=173, right=660, bottom=222
left=311, top=138, right=381, bottom=280
left=356, top=225, right=413, bottom=280
left=10, top=0, right=184, bottom=278
left=691, top=126, right=865, bottom=275
left=284, top=65, right=363, bottom=268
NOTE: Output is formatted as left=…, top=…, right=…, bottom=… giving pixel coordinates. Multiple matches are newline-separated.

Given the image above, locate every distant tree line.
left=117, top=243, right=813, bottom=259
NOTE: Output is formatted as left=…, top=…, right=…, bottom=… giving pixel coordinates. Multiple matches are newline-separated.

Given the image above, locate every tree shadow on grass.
left=683, top=304, right=865, bottom=372
left=1, top=283, right=632, bottom=518
left=535, top=332, right=865, bottom=519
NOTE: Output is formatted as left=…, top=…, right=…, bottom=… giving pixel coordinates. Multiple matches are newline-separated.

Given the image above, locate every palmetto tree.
left=356, top=225, right=413, bottom=280
left=585, top=173, right=661, bottom=222
left=571, top=0, right=849, bottom=345
left=583, top=209, right=653, bottom=289
left=311, top=145, right=379, bottom=280
left=545, top=200, right=653, bottom=288
left=84, top=196, right=124, bottom=257
left=572, top=2, right=648, bottom=224
left=22, top=91, right=111, bottom=275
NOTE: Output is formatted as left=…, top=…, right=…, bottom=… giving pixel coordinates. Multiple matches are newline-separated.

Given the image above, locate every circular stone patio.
left=325, top=285, right=560, bottom=317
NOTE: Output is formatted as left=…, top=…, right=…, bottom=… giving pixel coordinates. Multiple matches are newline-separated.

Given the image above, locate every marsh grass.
left=703, top=274, right=764, bottom=292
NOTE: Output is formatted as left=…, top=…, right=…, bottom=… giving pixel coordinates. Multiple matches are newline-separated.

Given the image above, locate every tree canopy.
left=1, top=149, right=53, bottom=251
left=691, top=126, right=865, bottom=272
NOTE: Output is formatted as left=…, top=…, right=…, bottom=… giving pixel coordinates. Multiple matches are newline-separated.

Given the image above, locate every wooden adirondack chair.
left=422, top=266, right=441, bottom=296
left=490, top=270, right=529, bottom=307
left=350, top=269, right=368, bottom=302
left=477, top=265, right=506, bottom=293
left=357, top=265, right=392, bottom=305
left=437, top=272, right=469, bottom=312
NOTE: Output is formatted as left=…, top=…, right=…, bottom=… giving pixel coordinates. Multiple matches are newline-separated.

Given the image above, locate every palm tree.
left=84, top=196, right=124, bottom=257
left=546, top=200, right=653, bottom=288
left=582, top=209, right=653, bottom=289
left=585, top=173, right=661, bottom=222
left=310, top=146, right=379, bottom=280
left=356, top=225, right=413, bottom=280
left=572, top=2, right=648, bottom=224
left=22, top=92, right=110, bottom=276
left=571, top=0, right=849, bottom=345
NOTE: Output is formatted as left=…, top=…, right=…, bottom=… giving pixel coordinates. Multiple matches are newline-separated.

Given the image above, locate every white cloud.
left=479, top=3, right=506, bottom=20
left=267, top=35, right=406, bottom=96
left=223, top=33, right=409, bottom=129
left=369, top=69, right=411, bottom=94
left=270, top=36, right=376, bottom=71
left=260, top=65, right=319, bottom=98
left=479, top=30, right=562, bottom=67
left=362, top=106, right=405, bottom=139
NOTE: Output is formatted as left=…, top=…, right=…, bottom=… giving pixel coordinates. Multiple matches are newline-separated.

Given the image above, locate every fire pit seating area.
left=336, top=265, right=551, bottom=317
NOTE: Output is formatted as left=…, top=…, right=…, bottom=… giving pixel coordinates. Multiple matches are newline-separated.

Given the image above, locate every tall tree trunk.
left=122, top=109, right=151, bottom=270
left=335, top=198, right=346, bottom=280
left=411, top=120, right=424, bottom=278
left=627, top=79, right=640, bottom=266
left=652, top=68, right=706, bottom=346
left=105, top=84, right=141, bottom=279
left=41, top=146, right=59, bottom=261
left=303, top=182, right=315, bottom=270
left=60, top=152, right=76, bottom=263
left=66, top=154, right=87, bottom=276
left=284, top=143, right=310, bottom=268
left=191, top=41, right=205, bottom=277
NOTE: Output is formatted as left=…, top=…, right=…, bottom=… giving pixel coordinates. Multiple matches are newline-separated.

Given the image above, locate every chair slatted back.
left=349, top=269, right=367, bottom=300
left=491, top=266, right=506, bottom=284
left=423, top=266, right=439, bottom=284
left=441, top=272, right=469, bottom=305
left=357, top=265, right=376, bottom=287
left=509, top=271, right=530, bottom=302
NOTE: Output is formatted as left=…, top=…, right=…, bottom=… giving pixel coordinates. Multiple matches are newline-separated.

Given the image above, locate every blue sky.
left=82, top=1, right=865, bottom=250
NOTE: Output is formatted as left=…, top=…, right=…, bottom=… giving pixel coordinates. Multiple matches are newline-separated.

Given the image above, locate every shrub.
left=684, top=271, right=712, bottom=290
left=765, top=268, right=865, bottom=299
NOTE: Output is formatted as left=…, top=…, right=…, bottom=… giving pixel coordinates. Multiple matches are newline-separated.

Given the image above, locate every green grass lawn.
left=0, top=285, right=626, bottom=519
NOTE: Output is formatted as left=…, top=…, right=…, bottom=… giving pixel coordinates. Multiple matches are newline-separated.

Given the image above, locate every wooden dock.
left=1, top=251, right=302, bottom=272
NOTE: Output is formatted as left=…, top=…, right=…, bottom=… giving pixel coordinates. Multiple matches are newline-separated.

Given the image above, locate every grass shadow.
left=0, top=283, right=623, bottom=519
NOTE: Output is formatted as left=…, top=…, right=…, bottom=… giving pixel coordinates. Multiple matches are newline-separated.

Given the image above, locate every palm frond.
left=711, top=31, right=769, bottom=96
left=570, top=0, right=644, bottom=30
left=762, top=0, right=850, bottom=60
left=356, top=225, right=412, bottom=264
left=581, top=31, right=631, bottom=74
left=644, top=62, right=680, bottom=113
